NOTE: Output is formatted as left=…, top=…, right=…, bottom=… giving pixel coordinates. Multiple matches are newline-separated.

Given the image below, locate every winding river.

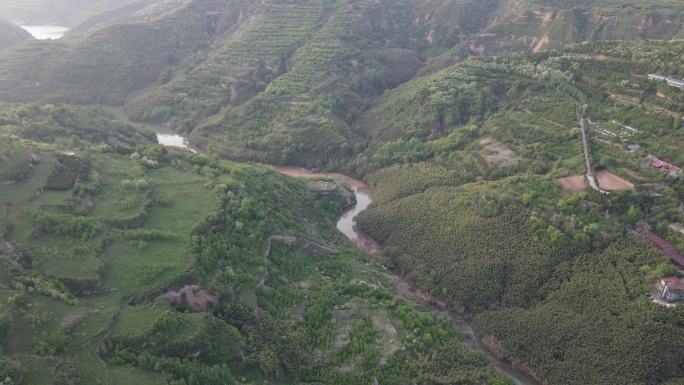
left=270, top=166, right=540, bottom=385
left=271, top=166, right=381, bottom=255
left=155, top=133, right=540, bottom=385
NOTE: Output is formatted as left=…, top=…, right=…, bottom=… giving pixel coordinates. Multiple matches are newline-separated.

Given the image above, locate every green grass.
left=112, top=305, right=161, bottom=339
left=108, top=365, right=167, bottom=385
left=100, top=239, right=189, bottom=295
left=29, top=236, right=103, bottom=281
left=13, top=355, right=61, bottom=385
left=1, top=152, right=55, bottom=242
left=6, top=295, right=88, bottom=354
left=143, top=166, right=216, bottom=233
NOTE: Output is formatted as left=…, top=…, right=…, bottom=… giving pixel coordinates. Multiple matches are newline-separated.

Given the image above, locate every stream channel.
left=156, top=132, right=540, bottom=385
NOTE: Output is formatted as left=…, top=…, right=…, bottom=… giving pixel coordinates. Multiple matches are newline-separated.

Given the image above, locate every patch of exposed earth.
left=480, top=138, right=520, bottom=167
left=557, top=175, right=587, bottom=192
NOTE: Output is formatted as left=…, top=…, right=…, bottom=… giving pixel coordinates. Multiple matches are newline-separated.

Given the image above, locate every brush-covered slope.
left=353, top=40, right=684, bottom=384
left=0, top=0, right=242, bottom=104
left=468, top=0, right=684, bottom=55
left=0, top=102, right=510, bottom=385
left=130, top=0, right=503, bottom=167
left=0, top=20, right=32, bottom=49
left=0, top=0, right=178, bottom=27
left=2, top=0, right=684, bottom=168
left=0, top=0, right=504, bottom=167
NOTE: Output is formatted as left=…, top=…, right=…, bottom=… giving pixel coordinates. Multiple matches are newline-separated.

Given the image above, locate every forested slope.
left=354, top=40, right=684, bottom=384
left=0, top=1, right=684, bottom=384
left=358, top=184, right=684, bottom=384
left=2, top=0, right=683, bottom=167
left=0, top=103, right=512, bottom=385
left=0, top=0, right=243, bottom=104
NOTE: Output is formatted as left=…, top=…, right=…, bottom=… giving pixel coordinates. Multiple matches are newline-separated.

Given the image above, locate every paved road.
left=578, top=104, right=609, bottom=195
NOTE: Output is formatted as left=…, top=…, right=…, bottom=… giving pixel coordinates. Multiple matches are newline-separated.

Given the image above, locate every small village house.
left=656, top=277, right=684, bottom=303
left=651, top=158, right=664, bottom=168
left=667, top=165, right=682, bottom=176
left=647, top=155, right=682, bottom=176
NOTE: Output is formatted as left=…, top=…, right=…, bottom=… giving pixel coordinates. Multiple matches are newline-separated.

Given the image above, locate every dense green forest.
left=355, top=39, right=684, bottom=385
left=1, top=0, right=684, bottom=384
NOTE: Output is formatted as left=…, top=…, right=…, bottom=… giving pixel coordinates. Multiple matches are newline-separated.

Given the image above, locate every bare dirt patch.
left=383, top=272, right=454, bottom=310
left=156, top=285, right=217, bottom=312
left=557, top=175, right=587, bottom=192
left=480, top=138, right=519, bottom=166
left=596, top=170, right=635, bottom=191
left=670, top=223, right=684, bottom=236
left=530, top=33, right=549, bottom=53
left=273, top=166, right=368, bottom=190
left=426, top=29, right=435, bottom=44
left=592, top=54, right=610, bottom=61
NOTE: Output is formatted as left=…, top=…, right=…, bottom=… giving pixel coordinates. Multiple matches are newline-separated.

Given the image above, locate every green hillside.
left=0, top=0, right=182, bottom=27
left=2, top=0, right=684, bottom=168
left=468, top=0, right=684, bottom=54
left=0, top=20, right=32, bottom=49
left=353, top=40, right=684, bottom=384
left=0, top=1, right=683, bottom=384
left=0, top=0, right=242, bottom=104
left=0, top=103, right=511, bottom=384
left=123, top=0, right=505, bottom=167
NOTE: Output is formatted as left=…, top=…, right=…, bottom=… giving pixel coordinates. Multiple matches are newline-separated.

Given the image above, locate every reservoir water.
left=20, top=26, right=69, bottom=40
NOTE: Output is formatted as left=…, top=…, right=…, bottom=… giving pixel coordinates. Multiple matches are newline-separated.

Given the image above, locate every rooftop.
left=660, top=277, right=684, bottom=291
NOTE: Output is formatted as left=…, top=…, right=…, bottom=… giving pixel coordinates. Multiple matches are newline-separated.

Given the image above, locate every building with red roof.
left=647, top=155, right=681, bottom=176
left=657, top=277, right=684, bottom=303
